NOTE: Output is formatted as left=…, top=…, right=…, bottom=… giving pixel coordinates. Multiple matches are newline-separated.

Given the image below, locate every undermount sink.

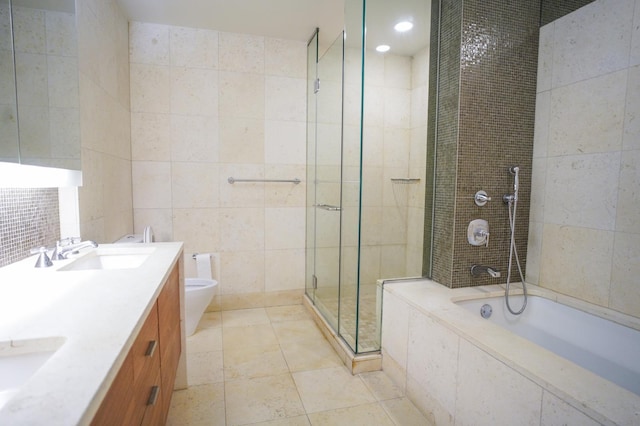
left=59, top=248, right=155, bottom=271
left=0, top=337, right=64, bottom=411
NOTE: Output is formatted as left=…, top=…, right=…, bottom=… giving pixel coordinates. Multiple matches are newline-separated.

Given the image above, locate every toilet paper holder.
left=192, top=253, right=210, bottom=259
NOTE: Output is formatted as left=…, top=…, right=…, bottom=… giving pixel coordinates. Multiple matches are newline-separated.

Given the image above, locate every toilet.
left=184, top=278, right=217, bottom=336
left=114, top=233, right=218, bottom=336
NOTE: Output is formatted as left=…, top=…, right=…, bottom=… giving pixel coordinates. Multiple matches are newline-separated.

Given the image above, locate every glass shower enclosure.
left=306, top=0, right=430, bottom=354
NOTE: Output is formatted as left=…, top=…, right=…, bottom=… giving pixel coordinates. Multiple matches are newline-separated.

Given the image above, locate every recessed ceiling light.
left=376, top=44, right=390, bottom=53
left=394, top=21, right=413, bottom=32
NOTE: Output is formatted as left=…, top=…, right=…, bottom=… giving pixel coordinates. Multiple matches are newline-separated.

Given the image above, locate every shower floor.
left=313, top=283, right=380, bottom=353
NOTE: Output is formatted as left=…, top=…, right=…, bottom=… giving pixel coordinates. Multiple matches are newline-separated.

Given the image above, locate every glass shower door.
left=306, top=31, right=345, bottom=332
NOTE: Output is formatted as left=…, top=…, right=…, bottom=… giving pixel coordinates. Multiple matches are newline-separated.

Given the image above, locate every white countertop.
left=0, top=242, right=183, bottom=425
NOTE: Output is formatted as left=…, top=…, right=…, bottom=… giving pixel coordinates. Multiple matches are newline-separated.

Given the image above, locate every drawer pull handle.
left=147, top=385, right=159, bottom=406
left=145, top=340, right=157, bottom=357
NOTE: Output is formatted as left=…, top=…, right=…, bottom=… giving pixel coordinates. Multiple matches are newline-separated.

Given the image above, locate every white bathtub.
left=457, top=295, right=640, bottom=396
left=381, top=280, right=640, bottom=426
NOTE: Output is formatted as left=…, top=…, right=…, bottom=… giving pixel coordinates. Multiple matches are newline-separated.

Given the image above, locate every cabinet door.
left=90, top=351, right=136, bottom=426
left=157, top=264, right=181, bottom=422
left=129, top=304, right=161, bottom=424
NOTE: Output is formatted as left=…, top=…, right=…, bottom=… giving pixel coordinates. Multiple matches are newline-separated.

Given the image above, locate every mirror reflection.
left=0, top=0, right=19, bottom=163
left=3, top=0, right=80, bottom=170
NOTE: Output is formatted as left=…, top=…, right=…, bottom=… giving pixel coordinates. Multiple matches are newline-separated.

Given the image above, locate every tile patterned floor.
left=166, top=304, right=429, bottom=425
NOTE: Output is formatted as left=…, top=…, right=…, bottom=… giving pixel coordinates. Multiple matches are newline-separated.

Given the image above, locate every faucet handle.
left=51, top=240, right=66, bottom=261
left=474, top=229, right=490, bottom=247
left=33, top=247, right=53, bottom=268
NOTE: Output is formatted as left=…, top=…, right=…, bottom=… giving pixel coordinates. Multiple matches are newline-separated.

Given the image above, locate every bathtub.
left=380, top=279, right=640, bottom=426
left=457, top=295, right=640, bottom=397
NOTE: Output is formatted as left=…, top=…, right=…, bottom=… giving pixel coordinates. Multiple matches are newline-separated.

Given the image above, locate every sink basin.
left=59, top=248, right=155, bottom=271
left=0, top=337, right=64, bottom=410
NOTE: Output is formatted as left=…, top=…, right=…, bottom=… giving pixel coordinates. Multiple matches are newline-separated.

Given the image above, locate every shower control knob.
left=468, top=219, right=490, bottom=247
left=474, top=190, right=491, bottom=206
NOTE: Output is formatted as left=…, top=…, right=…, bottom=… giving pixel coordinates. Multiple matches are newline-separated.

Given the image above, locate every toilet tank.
left=114, top=234, right=144, bottom=244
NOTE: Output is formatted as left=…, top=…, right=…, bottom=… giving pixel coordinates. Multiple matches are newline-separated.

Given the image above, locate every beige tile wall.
left=528, top=0, right=640, bottom=318
left=76, top=0, right=132, bottom=243
left=129, top=22, right=307, bottom=302
left=407, top=48, right=428, bottom=277
left=339, top=47, right=427, bottom=289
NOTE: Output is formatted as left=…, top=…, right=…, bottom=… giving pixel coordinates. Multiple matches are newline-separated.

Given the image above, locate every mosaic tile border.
left=0, top=188, right=60, bottom=267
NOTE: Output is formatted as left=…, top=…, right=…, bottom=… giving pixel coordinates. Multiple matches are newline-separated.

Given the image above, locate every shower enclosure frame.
left=305, top=0, right=430, bottom=355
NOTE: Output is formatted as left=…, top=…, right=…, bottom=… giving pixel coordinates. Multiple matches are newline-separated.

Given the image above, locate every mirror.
left=0, top=0, right=19, bottom=163
left=2, top=0, right=80, bottom=171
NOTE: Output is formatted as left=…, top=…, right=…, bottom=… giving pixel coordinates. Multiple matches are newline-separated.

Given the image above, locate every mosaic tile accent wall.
left=0, top=188, right=60, bottom=267
left=429, top=0, right=463, bottom=284
left=429, top=0, right=540, bottom=288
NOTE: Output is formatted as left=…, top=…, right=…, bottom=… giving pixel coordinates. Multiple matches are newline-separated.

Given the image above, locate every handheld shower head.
left=503, top=165, right=520, bottom=204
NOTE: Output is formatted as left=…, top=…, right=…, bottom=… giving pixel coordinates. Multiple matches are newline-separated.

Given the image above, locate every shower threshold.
left=303, top=294, right=381, bottom=375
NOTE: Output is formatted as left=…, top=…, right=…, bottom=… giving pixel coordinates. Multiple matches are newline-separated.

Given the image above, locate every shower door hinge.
left=312, top=274, right=318, bottom=289
left=314, top=78, right=320, bottom=94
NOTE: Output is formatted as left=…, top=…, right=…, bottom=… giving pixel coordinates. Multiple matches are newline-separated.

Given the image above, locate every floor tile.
left=272, top=319, right=325, bottom=345
left=307, top=402, right=395, bottom=426
left=225, top=373, right=306, bottom=425
left=169, top=304, right=425, bottom=425
left=197, top=311, right=222, bottom=330
left=359, top=370, right=404, bottom=401
left=224, top=344, right=289, bottom=381
left=222, top=308, right=270, bottom=328
left=292, top=366, right=376, bottom=413
left=381, top=397, right=433, bottom=426
left=266, top=305, right=311, bottom=323
left=187, top=350, right=224, bottom=386
left=222, top=323, right=279, bottom=351
left=187, top=327, right=223, bottom=354
left=279, top=338, right=343, bottom=372
left=249, top=416, right=311, bottom=425
left=166, top=383, right=225, bottom=426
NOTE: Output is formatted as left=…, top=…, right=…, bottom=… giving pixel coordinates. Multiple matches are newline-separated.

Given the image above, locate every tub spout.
left=470, top=264, right=501, bottom=278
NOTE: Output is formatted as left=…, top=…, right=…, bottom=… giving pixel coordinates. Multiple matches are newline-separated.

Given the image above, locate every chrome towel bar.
left=227, top=177, right=301, bottom=185
left=390, top=178, right=421, bottom=184
left=314, top=203, right=341, bottom=211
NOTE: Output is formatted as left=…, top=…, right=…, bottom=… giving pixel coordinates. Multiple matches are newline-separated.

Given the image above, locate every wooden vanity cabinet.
left=92, top=263, right=181, bottom=425
left=157, top=265, right=181, bottom=424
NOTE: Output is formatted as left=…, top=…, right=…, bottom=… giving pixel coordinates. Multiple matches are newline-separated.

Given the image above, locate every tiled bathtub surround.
left=381, top=280, right=639, bottom=425
left=528, top=0, right=640, bottom=319
left=129, top=23, right=307, bottom=305
left=0, top=188, right=59, bottom=267
left=428, top=0, right=539, bottom=288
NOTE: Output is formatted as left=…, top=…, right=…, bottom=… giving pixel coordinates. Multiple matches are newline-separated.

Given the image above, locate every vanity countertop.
left=0, top=242, right=183, bottom=425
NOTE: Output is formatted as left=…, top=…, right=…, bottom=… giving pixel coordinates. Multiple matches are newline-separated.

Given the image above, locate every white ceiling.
left=117, top=0, right=345, bottom=50
left=116, top=0, right=430, bottom=57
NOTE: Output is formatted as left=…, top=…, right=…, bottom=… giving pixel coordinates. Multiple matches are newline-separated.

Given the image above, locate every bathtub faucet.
left=470, top=264, right=501, bottom=278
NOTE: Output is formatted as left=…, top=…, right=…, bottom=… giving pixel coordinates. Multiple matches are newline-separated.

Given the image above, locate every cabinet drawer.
left=140, top=366, right=163, bottom=425
left=132, top=304, right=159, bottom=384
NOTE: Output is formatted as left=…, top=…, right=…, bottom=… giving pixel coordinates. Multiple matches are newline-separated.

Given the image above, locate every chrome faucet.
left=470, top=264, right=501, bottom=278
left=54, top=239, right=98, bottom=260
